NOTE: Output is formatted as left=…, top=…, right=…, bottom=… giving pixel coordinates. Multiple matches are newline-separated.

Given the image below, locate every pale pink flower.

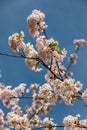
left=12, top=105, right=22, bottom=115
left=45, top=71, right=56, bottom=85
left=43, top=117, right=56, bottom=130
left=52, top=49, right=67, bottom=62
left=0, top=109, right=4, bottom=117
left=64, top=115, right=87, bottom=130
left=27, top=10, right=47, bottom=37
left=0, top=83, right=26, bottom=108
left=36, top=36, right=45, bottom=50
left=6, top=111, right=31, bottom=129
left=31, top=115, right=42, bottom=127
left=0, top=82, right=4, bottom=90
left=75, top=81, right=83, bottom=92
left=81, top=90, right=87, bottom=103
left=24, top=106, right=30, bottom=114
left=25, top=58, right=42, bottom=71
left=69, top=54, right=78, bottom=64
left=36, top=36, right=52, bottom=63
left=0, top=86, right=14, bottom=106
left=3, top=97, right=19, bottom=108
left=37, top=83, right=57, bottom=104
left=23, top=43, right=36, bottom=57
left=24, top=43, right=42, bottom=71
left=0, top=109, right=4, bottom=129
left=63, top=115, right=79, bottom=130
left=79, top=119, right=87, bottom=130
left=53, top=78, right=82, bottom=105
left=14, top=83, right=26, bottom=96
left=0, top=109, right=4, bottom=122
left=36, top=36, right=67, bottom=63
left=8, top=31, right=25, bottom=52
left=29, top=83, right=39, bottom=93
left=38, top=83, right=52, bottom=99
left=73, top=39, right=86, bottom=46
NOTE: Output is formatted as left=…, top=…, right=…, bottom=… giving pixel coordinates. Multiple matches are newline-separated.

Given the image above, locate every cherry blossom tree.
left=0, top=9, right=87, bottom=130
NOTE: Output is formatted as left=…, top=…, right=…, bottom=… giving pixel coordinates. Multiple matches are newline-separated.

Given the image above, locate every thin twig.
left=31, top=124, right=87, bottom=130
left=0, top=52, right=39, bottom=60
left=66, top=45, right=80, bottom=72
left=43, top=29, right=48, bottom=39
left=0, top=52, right=63, bottom=81
left=10, top=96, right=33, bottom=99
left=38, top=58, right=63, bottom=81
left=0, top=52, right=24, bottom=58
left=31, top=125, right=64, bottom=130
left=56, top=61, right=62, bottom=78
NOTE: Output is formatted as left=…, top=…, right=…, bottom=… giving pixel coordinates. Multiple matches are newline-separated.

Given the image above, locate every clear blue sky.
left=0, top=0, right=87, bottom=129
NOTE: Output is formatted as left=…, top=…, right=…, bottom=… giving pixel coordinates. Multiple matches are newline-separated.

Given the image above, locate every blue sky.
left=0, top=0, right=87, bottom=129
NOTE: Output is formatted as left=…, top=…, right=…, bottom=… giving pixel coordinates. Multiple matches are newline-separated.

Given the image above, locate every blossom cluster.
left=0, top=81, right=87, bottom=129
left=0, top=82, right=26, bottom=108
left=8, top=31, right=25, bottom=52
left=36, top=36, right=67, bottom=63
left=63, top=115, right=87, bottom=130
left=27, top=10, right=47, bottom=37
left=0, top=9, right=87, bottom=130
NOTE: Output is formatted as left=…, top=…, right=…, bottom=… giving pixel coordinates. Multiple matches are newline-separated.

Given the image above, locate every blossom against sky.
left=0, top=0, right=87, bottom=129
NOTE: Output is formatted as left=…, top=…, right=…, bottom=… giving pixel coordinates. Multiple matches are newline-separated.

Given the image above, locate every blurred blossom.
left=69, top=53, right=78, bottom=64
left=81, top=90, right=87, bottom=104
left=73, top=39, right=86, bottom=47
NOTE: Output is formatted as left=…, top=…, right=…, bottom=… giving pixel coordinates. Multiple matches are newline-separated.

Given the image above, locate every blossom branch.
left=43, top=29, right=48, bottom=39
left=31, top=125, right=64, bottom=130
left=9, top=93, right=82, bottom=101
left=0, top=52, right=23, bottom=58
left=31, top=124, right=87, bottom=130
left=38, top=58, right=63, bottom=81
left=0, top=51, right=63, bottom=81
left=0, top=9, right=87, bottom=130
left=66, top=39, right=86, bottom=72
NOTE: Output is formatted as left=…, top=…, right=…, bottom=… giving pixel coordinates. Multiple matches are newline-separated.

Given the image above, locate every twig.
left=31, top=125, right=64, bottom=130
left=0, top=52, right=63, bottom=81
